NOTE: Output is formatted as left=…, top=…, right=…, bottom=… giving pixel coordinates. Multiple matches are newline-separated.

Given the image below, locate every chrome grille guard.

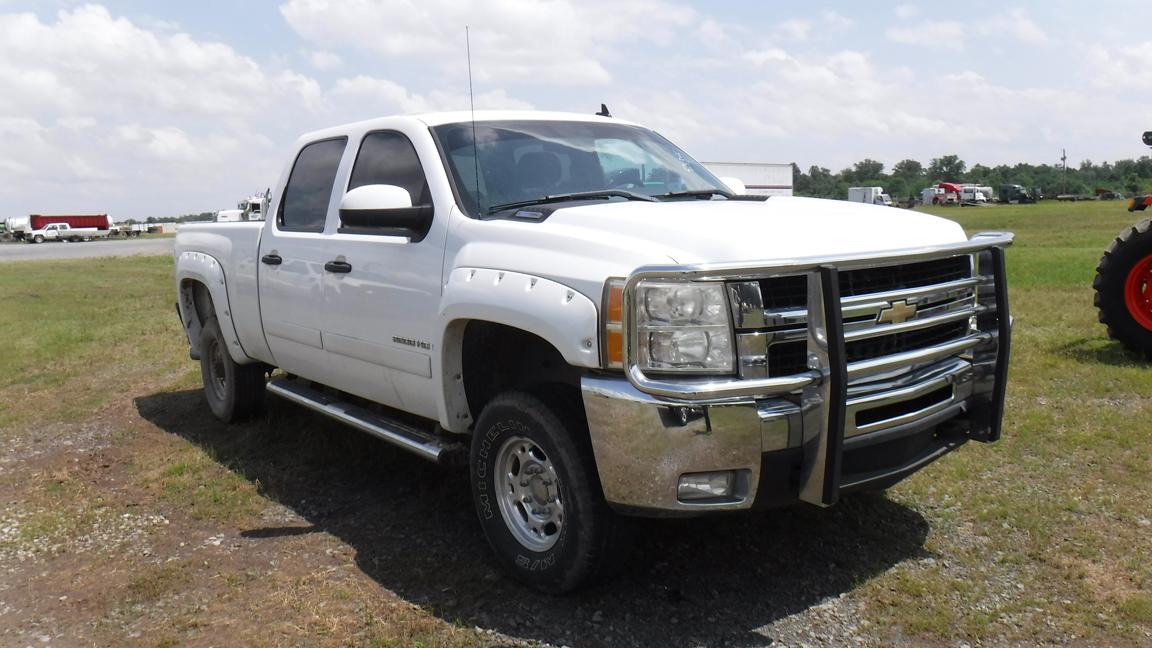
left=621, top=232, right=1014, bottom=506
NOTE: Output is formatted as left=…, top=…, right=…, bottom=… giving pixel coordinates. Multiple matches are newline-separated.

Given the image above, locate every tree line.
left=120, top=212, right=216, bottom=225
left=792, top=155, right=1152, bottom=200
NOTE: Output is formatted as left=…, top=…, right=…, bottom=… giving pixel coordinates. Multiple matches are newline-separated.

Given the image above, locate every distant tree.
left=849, top=159, right=885, bottom=183
left=1126, top=173, right=1142, bottom=194
left=928, top=155, right=966, bottom=181
left=807, top=165, right=844, bottom=199
left=967, top=164, right=991, bottom=184
left=791, top=162, right=812, bottom=195
left=892, top=159, right=923, bottom=180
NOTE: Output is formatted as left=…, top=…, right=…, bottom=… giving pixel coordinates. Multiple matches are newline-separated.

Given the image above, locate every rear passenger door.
left=257, top=137, right=348, bottom=386
left=319, top=129, right=446, bottom=419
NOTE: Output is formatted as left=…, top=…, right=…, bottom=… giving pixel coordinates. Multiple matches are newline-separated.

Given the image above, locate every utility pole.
left=1061, top=148, right=1067, bottom=195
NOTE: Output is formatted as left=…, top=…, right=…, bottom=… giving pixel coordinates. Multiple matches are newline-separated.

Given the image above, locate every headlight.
left=635, top=281, right=734, bottom=373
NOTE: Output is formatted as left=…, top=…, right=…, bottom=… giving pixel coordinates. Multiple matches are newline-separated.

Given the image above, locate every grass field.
left=1, top=200, right=1150, bottom=646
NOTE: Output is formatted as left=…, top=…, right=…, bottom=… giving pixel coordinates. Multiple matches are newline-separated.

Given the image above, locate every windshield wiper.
left=486, top=190, right=657, bottom=215
left=655, top=189, right=734, bottom=200
left=656, top=189, right=769, bottom=202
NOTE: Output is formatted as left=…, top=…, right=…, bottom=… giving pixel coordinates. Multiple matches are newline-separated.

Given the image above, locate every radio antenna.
left=466, top=26, right=483, bottom=215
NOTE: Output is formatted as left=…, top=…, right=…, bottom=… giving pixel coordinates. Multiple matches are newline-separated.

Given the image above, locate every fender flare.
left=176, top=250, right=252, bottom=364
left=437, top=267, right=601, bottom=432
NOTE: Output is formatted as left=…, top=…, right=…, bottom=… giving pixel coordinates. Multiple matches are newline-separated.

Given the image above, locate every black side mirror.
left=1143, top=131, right=1152, bottom=147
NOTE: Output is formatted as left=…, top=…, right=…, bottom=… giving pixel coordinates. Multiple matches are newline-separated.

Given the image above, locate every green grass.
left=146, top=445, right=260, bottom=522
left=0, top=255, right=195, bottom=430
left=859, top=201, right=1152, bottom=642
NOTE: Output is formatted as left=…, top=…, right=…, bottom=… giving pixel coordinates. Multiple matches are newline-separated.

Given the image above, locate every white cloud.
left=331, top=75, right=533, bottom=117
left=306, top=49, right=343, bottom=70
left=820, top=10, right=853, bottom=29
left=0, top=6, right=323, bottom=215
left=886, top=22, right=966, bottom=50
left=983, top=8, right=1049, bottom=45
left=1082, top=42, right=1152, bottom=87
left=777, top=19, right=811, bottom=42
left=0, top=6, right=330, bottom=121
left=279, top=0, right=696, bottom=85
left=894, top=4, right=919, bottom=19
left=743, top=48, right=791, bottom=66
left=695, top=18, right=727, bottom=45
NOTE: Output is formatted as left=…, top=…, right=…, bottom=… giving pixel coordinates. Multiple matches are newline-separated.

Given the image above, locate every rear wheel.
left=199, top=317, right=266, bottom=421
left=1094, top=218, right=1152, bottom=359
left=470, top=390, right=618, bottom=593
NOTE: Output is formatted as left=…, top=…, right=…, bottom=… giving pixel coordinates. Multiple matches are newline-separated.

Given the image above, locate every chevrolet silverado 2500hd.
left=174, top=111, right=1013, bottom=592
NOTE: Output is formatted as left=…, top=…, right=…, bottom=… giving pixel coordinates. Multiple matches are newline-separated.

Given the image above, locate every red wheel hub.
left=1124, top=253, right=1152, bottom=331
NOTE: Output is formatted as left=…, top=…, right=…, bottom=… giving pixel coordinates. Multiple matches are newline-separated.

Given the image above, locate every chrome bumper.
left=584, top=233, right=1013, bottom=513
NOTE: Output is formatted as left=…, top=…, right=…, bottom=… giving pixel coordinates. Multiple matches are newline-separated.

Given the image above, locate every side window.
left=278, top=137, right=347, bottom=232
left=348, top=131, right=431, bottom=206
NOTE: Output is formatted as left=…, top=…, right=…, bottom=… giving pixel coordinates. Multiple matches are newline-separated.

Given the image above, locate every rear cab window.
left=278, top=137, right=348, bottom=232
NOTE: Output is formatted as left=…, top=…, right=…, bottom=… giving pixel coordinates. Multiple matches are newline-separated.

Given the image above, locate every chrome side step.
left=266, top=378, right=465, bottom=466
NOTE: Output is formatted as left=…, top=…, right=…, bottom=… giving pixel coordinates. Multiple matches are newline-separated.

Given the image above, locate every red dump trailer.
left=29, top=214, right=112, bottom=231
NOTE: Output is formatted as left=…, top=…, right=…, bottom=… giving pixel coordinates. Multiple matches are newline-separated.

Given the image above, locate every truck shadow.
left=136, top=389, right=930, bottom=647
left=1056, top=336, right=1148, bottom=367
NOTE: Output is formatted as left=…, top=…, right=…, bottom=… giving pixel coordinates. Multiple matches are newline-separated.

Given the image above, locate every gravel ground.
left=0, top=383, right=929, bottom=647
left=0, top=236, right=173, bottom=262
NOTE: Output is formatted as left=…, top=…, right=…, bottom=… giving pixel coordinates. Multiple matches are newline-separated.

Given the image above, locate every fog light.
left=677, top=471, right=735, bottom=501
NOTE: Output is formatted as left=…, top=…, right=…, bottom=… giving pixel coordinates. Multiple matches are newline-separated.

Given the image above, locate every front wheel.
left=33, top=235, right=44, bottom=244
left=1094, top=218, right=1152, bottom=359
left=199, top=317, right=266, bottom=421
left=470, top=390, right=618, bottom=593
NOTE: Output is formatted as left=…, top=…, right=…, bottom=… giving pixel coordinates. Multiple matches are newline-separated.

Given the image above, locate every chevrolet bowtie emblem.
left=876, top=299, right=918, bottom=325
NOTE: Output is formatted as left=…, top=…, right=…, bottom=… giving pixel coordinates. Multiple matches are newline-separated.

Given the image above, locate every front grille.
left=758, top=256, right=971, bottom=310
left=767, top=320, right=970, bottom=377
left=855, top=385, right=952, bottom=427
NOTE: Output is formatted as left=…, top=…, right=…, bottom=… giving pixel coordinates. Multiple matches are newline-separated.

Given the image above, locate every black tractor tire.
left=198, top=317, right=266, bottom=422
left=470, top=389, right=619, bottom=593
left=1094, top=217, right=1152, bottom=359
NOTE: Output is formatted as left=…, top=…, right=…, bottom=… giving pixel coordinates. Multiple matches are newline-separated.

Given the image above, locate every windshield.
left=431, top=120, right=729, bottom=216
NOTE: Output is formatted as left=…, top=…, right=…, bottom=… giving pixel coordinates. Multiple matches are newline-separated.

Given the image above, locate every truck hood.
left=452, top=196, right=968, bottom=300
left=544, top=196, right=964, bottom=264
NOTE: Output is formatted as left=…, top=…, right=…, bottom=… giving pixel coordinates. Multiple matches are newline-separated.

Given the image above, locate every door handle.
left=261, top=254, right=282, bottom=265
left=324, top=260, right=352, bottom=273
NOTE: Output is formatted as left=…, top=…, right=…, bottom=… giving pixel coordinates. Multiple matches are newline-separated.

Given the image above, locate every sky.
left=2, top=0, right=1152, bottom=220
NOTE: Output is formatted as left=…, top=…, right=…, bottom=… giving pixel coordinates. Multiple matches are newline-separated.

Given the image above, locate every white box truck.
left=848, top=186, right=893, bottom=206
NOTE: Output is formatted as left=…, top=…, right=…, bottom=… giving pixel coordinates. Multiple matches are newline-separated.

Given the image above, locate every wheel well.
left=179, top=280, right=216, bottom=358
left=461, top=321, right=583, bottom=422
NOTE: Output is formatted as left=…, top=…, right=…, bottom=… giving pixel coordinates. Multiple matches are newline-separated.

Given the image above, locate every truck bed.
left=174, top=221, right=267, bottom=362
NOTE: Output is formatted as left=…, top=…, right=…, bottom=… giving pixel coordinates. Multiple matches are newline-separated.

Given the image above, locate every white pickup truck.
left=27, top=222, right=111, bottom=243
left=174, top=110, right=1013, bottom=592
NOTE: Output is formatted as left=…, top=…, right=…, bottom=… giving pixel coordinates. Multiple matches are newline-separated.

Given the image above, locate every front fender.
left=435, top=267, right=601, bottom=433
left=440, top=267, right=601, bottom=369
left=176, top=250, right=252, bottom=364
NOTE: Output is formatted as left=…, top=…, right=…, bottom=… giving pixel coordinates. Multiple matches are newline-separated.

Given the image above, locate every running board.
left=266, top=378, right=465, bottom=466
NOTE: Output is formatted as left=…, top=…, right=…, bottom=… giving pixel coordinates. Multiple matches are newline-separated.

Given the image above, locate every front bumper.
left=583, top=358, right=982, bottom=514
left=582, top=234, right=1012, bottom=514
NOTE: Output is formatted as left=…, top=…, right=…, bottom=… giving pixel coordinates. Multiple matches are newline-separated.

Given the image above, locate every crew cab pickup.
left=174, top=111, right=1012, bottom=592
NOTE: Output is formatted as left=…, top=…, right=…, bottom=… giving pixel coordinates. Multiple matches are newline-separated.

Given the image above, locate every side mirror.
left=718, top=176, right=746, bottom=195
left=338, top=184, right=433, bottom=240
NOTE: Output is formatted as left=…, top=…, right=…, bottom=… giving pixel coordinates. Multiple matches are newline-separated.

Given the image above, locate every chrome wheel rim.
left=206, top=337, right=228, bottom=402
left=494, top=435, right=563, bottom=551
